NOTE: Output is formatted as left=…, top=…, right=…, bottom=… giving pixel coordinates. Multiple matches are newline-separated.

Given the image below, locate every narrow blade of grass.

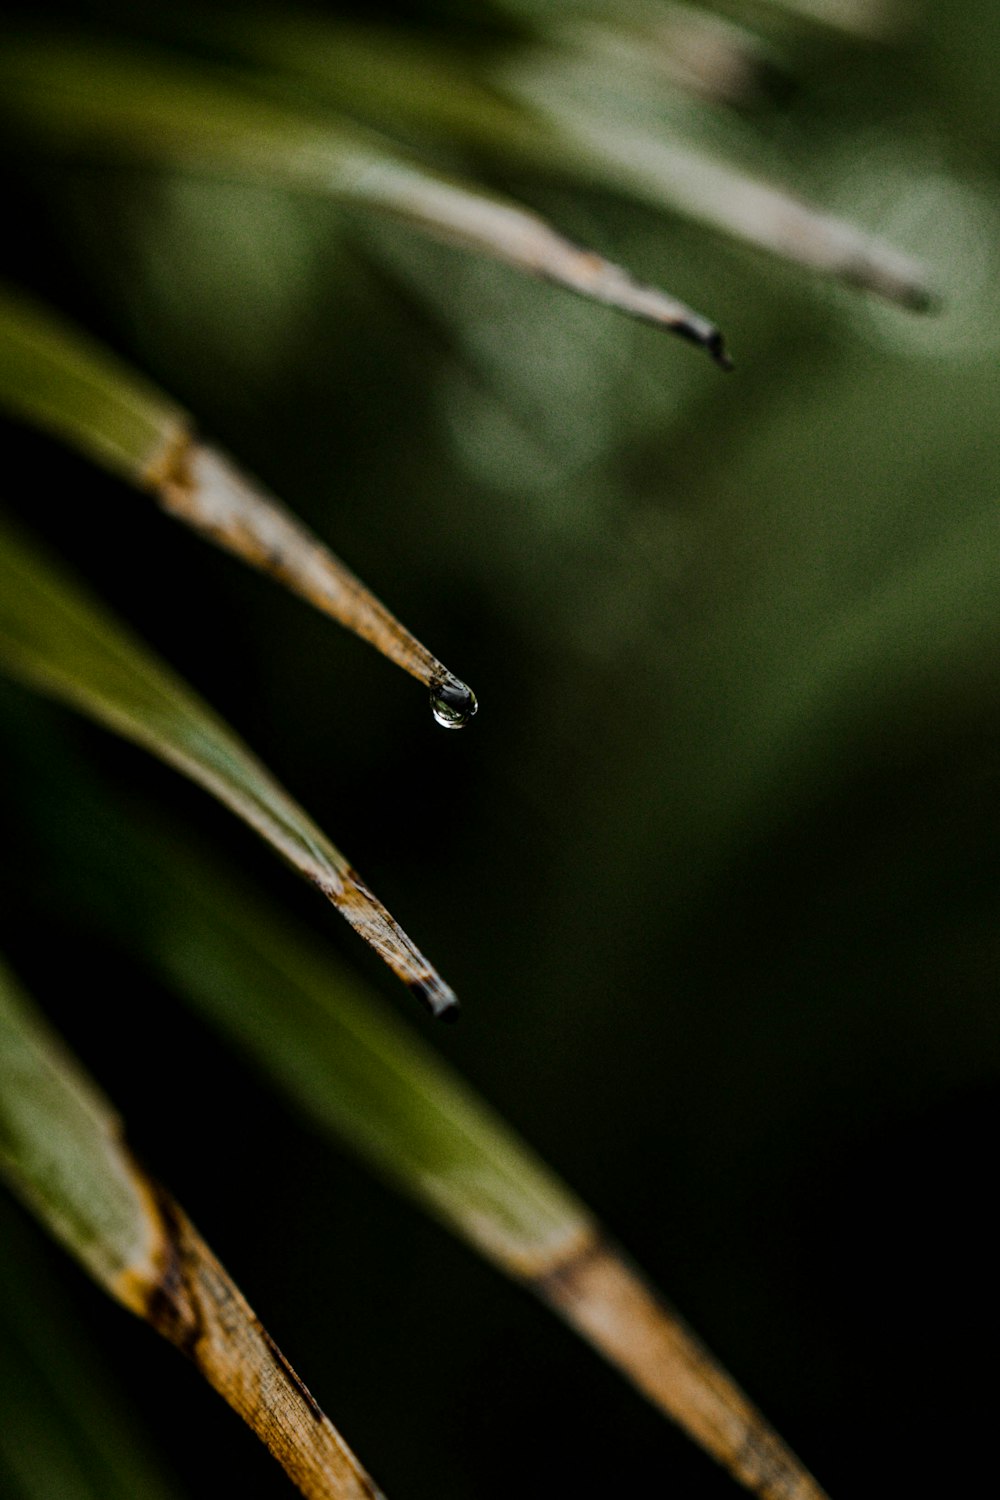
left=188, top=10, right=932, bottom=308
left=0, top=512, right=457, bottom=1018
left=0, top=284, right=477, bottom=718
left=0, top=41, right=730, bottom=365
left=164, top=847, right=832, bottom=1500
left=0, top=957, right=387, bottom=1500
left=518, top=82, right=932, bottom=309
left=44, top=788, right=833, bottom=1500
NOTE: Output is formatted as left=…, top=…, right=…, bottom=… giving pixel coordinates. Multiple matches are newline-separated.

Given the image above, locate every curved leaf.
left=511, top=62, right=932, bottom=308
left=138, top=841, right=833, bottom=1500
left=183, top=10, right=932, bottom=307
left=4, top=731, right=833, bottom=1500
left=0, top=958, right=387, bottom=1500
left=0, top=41, right=730, bottom=365
left=0, top=512, right=457, bottom=1017
left=0, top=284, right=477, bottom=719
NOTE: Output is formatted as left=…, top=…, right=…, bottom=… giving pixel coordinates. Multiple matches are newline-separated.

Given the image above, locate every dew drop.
left=430, top=677, right=478, bottom=729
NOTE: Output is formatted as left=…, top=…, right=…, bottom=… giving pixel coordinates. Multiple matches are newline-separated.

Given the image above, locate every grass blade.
left=158, top=855, right=832, bottom=1500
left=0, top=512, right=457, bottom=1017
left=516, top=79, right=932, bottom=309
left=187, top=10, right=932, bottom=307
left=0, top=958, right=387, bottom=1500
left=23, top=770, right=832, bottom=1500
left=0, top=284, right=477, bottom=720
left=0, top=40, right=730, bottom=365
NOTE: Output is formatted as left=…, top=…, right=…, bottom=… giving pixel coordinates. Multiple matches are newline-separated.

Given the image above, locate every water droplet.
left=430, top=677, right=478, bottom=729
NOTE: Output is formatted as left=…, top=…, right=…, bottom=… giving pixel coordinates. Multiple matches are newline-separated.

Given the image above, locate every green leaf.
left=0, top=510, right=457, bottom=1017
left=183, top=9, right=931, bottom=307
left=0, top=958, right=153, bottom=1298
left=0, top=283, right=478, bottom=718
left=139, top=840, right=833, bottom=1500
left=146, top=836, right=593, bottom=1275
left=0, top=958, right=388, bottom=1500
left=7, top=742, right=831, bottom=1500
left=0, top=284, right=180, bottom=481
left=507, top=52, right=933, bottom=308
left=0, top=40, right=730, bottom=363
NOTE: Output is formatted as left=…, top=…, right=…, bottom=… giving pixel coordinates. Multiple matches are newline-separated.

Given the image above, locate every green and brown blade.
left=0, top=509, right=457, bottom=1017
left=157, top=8, right=932, bottom=308
left=0, top=696, right=832, bottom=1500
left=141, top=843, right=832, bottom=1500
left=0, top=40, right=730, bottom=364
left=0, top=956, right=386, bottom=1500
left=0, top=283, right=476, bottom=721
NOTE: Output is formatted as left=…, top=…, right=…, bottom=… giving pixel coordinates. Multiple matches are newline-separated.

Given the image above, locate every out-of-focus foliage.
left=1, top=1, right=998, bottom=1497
left=0, top=1195, right=185, bottom=1500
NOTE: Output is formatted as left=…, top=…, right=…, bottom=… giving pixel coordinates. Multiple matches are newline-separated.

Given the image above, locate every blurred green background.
left=1, top=1, right=999, bottom=1496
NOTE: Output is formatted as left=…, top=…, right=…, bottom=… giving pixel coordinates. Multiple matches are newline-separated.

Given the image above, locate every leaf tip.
left=902, top=282, right=941, bottom=315
left=708, top=330, right=735, bottom=371
left=411, top=975, right=461, bottom=1021
left=672, top=318, right=733, bottom=369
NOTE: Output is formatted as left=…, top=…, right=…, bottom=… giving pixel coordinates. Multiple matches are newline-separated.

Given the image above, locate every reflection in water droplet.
left=430, top=678, right=478, bottom=729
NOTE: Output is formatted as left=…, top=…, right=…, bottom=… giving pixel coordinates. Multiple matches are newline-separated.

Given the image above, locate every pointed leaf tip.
left=0, top=959, right=390, bottom=1500
left=533, top=1231, right=832, bottom=1500
left=0, top=42, right=726, bottom=365
left=674, top=322, right=734, bottom=369
left=710, top=333, right=735, bottom=371
left=0, top=515, right=456, bottom=1018
left=411, top=976, right=461, bottom=1021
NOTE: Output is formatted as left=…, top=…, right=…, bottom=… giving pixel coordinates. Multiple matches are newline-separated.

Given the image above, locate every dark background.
left=1, top=2, right=999, bottom=1496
